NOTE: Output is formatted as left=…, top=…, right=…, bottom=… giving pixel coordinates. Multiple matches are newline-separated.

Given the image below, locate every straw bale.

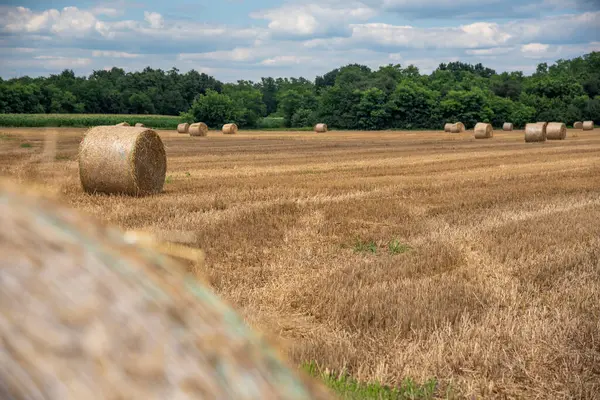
left=546, top=122, right=567, bottom=140
left=0, top=180, right=331, bottom=400
left=78, top=126, right=167, bottom=196
left=222, top=123, right=238, bottom=135
left=177, top=123, right=190, bottom=134
left=189, top=122, right=208, bottom=137
left=314, top=123, right=328, bottom=133
left=474, top=122, right=493, bottom=139
left=525, top=122, right=547, bottom=142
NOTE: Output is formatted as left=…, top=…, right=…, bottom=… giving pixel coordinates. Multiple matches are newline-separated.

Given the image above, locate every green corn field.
left=0, top=114, right=184, bottom=129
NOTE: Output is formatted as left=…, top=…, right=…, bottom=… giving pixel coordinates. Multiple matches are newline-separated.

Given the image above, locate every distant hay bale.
left=315, top=123, right=328, bottom=133
left=222, top=123, right=238, bottom=135
left=524, top=122, right=547, bottom=143
left=189, top=122, right=208, bottom=137
left=444, top=123, right=453, bottom=132
left=546, top=122, right=567, bottom=140
left=79, top=126, right=167, bottom=196
left=0, top=181, right=331, bottom=400
left=135, top=123, right=145, bottom=127
left=177, top=123, right=190, bottom=134
left=116, top=122, right=130, bottom=127
left=474, top=122, right=493, bottom=139
left=573, top=121, right=583, bottom=129
left=503, top=122, right=513, bottom=131
left=583, top=121, right=594, bottom=131
left=449, top=122, right=465, bottom=133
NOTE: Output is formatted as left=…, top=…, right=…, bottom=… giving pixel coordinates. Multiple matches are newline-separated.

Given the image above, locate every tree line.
left=1, top=52, right=599, bottom=129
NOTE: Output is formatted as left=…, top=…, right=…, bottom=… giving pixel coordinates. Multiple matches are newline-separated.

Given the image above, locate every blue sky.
left=0, top=0, right=598, bottom=81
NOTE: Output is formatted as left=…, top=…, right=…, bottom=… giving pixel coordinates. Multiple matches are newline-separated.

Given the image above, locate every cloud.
left=91, top=7, right=123, bottom=17
left=92, top=50, right=140, bottom=58
left=260, top=55, right=311, bottom=66
left=34, top=56, right=92, bottom=69
left=466, top=47, right=515, bottom=56
left=0, top=6, right=264, bottom=55
left=144, top=11, right=164, bottom=29
left=250, top=2, right=376, bottom=39
left=376, top=0, right=599, bottom=18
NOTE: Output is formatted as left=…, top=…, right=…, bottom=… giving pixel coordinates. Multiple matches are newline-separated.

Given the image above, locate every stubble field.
left=1, top=127, right=599, bottom=398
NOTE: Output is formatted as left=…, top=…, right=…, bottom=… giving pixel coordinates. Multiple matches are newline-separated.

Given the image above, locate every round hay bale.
left=314, top=123, right=328, bottom=133
left=135, top=123, right=145, bottom=128
left=573, top=121, right=583, bottom=129
left=444, top=123, right=453, bottom=132
left=583, top=121, right=594, bottom=131
left=503, top=122, right=513, bottom=131
left=546, top=122, right=567, bottom=140
left=449, top=123, right=464, bottom=133
left=177, top=123, right=190, bottom=134
left=78, top=126, right=167, bottom=196
left=524, top=122, right=547, bottom=143
left=116, top=122, right=130, bottom=127
left=189, top=122, right=208, bottom=137
left=222, top=123, right=238, bottom=135
left=474, top=122, right=493, bottom=139
left=0, top=180, right=331, bottom=400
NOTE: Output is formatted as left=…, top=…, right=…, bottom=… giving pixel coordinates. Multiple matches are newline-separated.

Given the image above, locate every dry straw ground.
left=1, top=127, right=599, bottom=399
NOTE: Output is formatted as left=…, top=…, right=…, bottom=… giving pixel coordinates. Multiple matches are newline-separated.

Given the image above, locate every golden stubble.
left=2, top=127, right=599, bottom=399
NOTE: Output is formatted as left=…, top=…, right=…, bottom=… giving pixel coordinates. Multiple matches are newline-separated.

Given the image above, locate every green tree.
left=355, top=88, right=390, bottom=130
left=187, top=89, right=236, bottom=128
left=223, top=82, right=266, bottom=128
left=128, top=92, right=155, bottom=114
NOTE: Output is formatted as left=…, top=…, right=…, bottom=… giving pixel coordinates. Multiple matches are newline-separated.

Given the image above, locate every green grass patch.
left=0, top=113, right=184, bottom=129
left=388, top=240, right=412, bottom=255
left=302, top=362, right=438, bottom=399
left=20, top=143, right=32, bottom=148
left=165, top=175, right=173, bottom=184
left=353, top=239, right=378, bottom=254
left=258, top=116, right=286, bottom=129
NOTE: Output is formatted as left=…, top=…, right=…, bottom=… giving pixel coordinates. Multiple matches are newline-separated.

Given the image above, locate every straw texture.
left=525, top=123, right=547, bottom=142
left=503, top=123, right=513, bottom=131
left=0, top=180, right=331, bottom=400
left=222, top=123, right=238, bottom=135
left=177, top=123, right=190, bottom=134
left=314, top=123, right=328, bottom=133
left=474, top=123, right=493, bottom=139
left=189, top=122, right=208, bottom=137
left=583, top=121, right=594, bottom=131
left=546, top=122, right=567, bottom=140
left=135, top=123, right=145, bottom=127
left=444, top=123, right=453, bottom=132
left=449, top=122, right=465, bottom=133
left=78, top=126, right=167, bottom=196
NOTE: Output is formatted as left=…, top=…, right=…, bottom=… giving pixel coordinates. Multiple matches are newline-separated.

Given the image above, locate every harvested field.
left=1, top=127, right=599, bottom=399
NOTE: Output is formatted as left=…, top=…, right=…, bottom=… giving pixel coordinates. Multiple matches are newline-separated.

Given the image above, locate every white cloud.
left=0, top=6, right=103, bottom=37
left=144, top=11, right=164, bottom=29
left=91, top=7, right=122, bottom=17
left=260, top=55, right=310, bottom=66
left=250, top=2, right=376, bottom=38
left=338, top=22, right=512, bottom=50
left=179, top=47, right=260, bottom=62
left=34, top=55, right=92, bottom=68
left=466, top=47, right=515, bottom=55
left=521, top=43, right=550, bottom=53
left=92, top=50, right=140, bottom=58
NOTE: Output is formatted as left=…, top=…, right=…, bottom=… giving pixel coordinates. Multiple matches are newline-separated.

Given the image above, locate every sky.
left=0, top=0, right=599, bottom=82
